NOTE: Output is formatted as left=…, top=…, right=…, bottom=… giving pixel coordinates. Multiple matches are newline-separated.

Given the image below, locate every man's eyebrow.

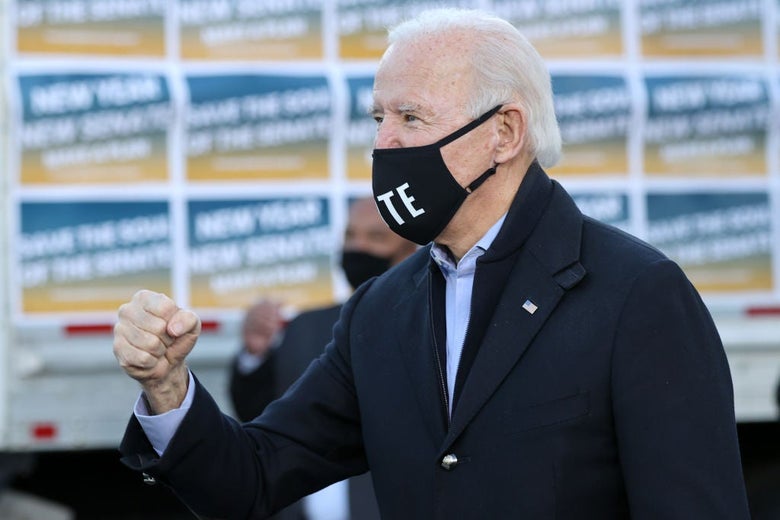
left=367, top=102, right=426, bottom=116
left=397, top=103, right=424, bottom=114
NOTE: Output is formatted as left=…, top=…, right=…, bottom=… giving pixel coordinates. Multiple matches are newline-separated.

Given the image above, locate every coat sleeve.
left=119, top=283, right=373, bottom=520
left=611, top=258, right=750, bottom=519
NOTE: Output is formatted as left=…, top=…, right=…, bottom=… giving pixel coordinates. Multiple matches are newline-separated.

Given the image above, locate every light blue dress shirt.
left=429, top=214, right=506, bottom=415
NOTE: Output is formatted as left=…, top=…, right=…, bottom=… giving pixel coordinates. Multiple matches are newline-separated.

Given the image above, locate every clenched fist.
left=113, top=290, right=201, bottom=414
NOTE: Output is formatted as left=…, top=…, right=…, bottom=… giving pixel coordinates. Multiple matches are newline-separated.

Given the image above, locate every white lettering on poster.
left=186, top=85, right=330, bottom=154
left=16, top=0, right=165, bottom=26
left=642, top=0, right=761, bottom=34
left=189, top=227, right=331, bottom=276
left=29, top=76, right=164, bottom=116
left=22, top=76, right=170, bottom=169
left=20, top=213, right=170, bottom=287
left=648, top=203, right=771, bottom=265
left=194, top=199, right=323, bottom=241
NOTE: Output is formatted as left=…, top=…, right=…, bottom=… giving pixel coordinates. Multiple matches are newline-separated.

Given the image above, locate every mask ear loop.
left=465, top=164, right=497, bottom=194
left=438, top=104, right=502, bottom=194
left=435, top=105, right=503, bottom=147
left=446, top=106, right=502, bottom=194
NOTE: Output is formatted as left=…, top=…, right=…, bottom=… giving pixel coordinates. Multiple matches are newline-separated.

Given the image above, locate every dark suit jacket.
left=121, top=163, right=750, bottom=519
left=229, top=305, right=380, bottom=520
left=230, top=305, right=342, bottom=423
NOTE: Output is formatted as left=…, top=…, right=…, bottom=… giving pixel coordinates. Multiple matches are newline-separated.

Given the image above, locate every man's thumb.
left=168, top=309, right=201, bottom=338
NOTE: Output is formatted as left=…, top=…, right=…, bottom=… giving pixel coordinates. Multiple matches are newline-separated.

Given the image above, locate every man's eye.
left=373, top=115, right=384, bottom=125
left=404, top=114, right=418, bottom=123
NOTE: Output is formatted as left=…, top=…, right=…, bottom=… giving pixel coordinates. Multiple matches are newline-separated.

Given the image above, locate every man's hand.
left=241, top=300, right=283, bottom=357
left=113, top=290, right=201, bottom=414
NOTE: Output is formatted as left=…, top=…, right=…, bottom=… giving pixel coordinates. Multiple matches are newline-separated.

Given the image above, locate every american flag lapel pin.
left=522, top=299, right=538, bottom=315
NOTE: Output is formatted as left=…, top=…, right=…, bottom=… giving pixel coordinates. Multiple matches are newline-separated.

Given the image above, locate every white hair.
left=387, top=8, right=562, bottom=168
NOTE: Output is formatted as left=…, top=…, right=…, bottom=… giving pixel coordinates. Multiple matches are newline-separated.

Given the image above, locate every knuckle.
left=135, top=351, right=157, bottom=369
left=133, top=289, right=152, bottom=303
left=127, top=349, right=155, bottom=370
left=117, top=302, right=132, bottom=320
left=135, top=329, right=163, bottom=352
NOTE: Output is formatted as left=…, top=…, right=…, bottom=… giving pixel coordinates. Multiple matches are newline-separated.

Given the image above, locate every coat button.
left=142, top=472, right=157, bottom=485
left=441, top=453, right=458, bottom=470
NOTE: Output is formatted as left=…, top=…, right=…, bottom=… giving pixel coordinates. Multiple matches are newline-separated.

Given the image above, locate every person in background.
left=229, top=196, right=416, bottom=520
left=229, top=299, right=285, bottom=423
left=113, top=8, right=750, bottom=519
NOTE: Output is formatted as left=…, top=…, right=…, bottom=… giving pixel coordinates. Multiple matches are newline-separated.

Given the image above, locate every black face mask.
left=371, top=105, right=502, bottom=245
left=340, top=250, right=393, bottom=289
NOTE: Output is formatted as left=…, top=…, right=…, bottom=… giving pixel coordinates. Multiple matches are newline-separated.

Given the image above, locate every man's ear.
left=494, top=105, right=526, bottom=164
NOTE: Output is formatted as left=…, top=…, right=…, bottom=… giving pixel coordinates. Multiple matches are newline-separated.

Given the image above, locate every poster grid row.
left=4, top=0, right=780, bottom=317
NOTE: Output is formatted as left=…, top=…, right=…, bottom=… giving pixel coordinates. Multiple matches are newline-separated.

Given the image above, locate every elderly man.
left=114, top=8, right=750, bottom=519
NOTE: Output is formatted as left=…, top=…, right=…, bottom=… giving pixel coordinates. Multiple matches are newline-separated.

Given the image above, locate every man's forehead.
left=373, top=43, right=471, bottom=108
left=385, top=29, right=474, bottom=65
left=371, top=64, right=453, bottom=113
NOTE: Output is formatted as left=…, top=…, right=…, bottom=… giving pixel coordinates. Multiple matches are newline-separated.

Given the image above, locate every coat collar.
left=482, top=160, right=582, bottom=281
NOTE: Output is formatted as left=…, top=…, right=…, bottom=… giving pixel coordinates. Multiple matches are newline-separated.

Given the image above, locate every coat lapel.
left=442, top=254, right=569, bottom=451
left=439, top=164, right=588, bottom=453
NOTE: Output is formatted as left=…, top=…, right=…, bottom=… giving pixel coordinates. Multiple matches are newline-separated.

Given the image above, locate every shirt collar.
left=430, top=213, right=508, bottom=271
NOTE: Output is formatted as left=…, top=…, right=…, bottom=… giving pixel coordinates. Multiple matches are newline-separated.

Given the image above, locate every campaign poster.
left=179, top=0, right=322, bottom=60
left=18, top=201, right=171, bottom=313
left=646, top=192, right=773, bottom=293
left=17, top=71, right=172, bottom=184
left=571, top=192, right=630, bottom=232
left=188, top=197, right=335, bottom=310
left=185, top=73, right=332, bottom=182
left=643, top=74, right=769, bottom=177
left=346, top=74, right=375, bottom=181
left=15, top=0, right=166, bottom=57
left=493, top=0, right=622, bottom=58
left=338, top=0, right=478, bottom=60
left=639, top=0, right=763, bottom=57
left=549, top=74, right=630, bottom=176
